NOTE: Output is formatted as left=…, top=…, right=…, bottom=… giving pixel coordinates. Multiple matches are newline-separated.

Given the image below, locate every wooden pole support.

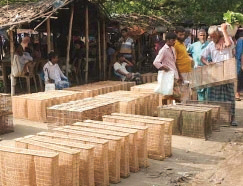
left=47, top=18, right=51, bottom=54
left=9, top=30, right=15, bottom=96
left=66, top=4, right=74, bottom=76
left=85, top=3, right=89, bottom=83
left=97, top=20, right=102, bottom=80
left=102, top=21, right=106, bottom=80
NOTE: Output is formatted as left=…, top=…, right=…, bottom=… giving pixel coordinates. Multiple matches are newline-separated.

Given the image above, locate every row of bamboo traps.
left=46, top=91, right=163, bottom=128
left=158, top=104, right=223, bottom=140
left=0, top=114, right=173, bottom=186
left=12, top=81, right=135, bottom=122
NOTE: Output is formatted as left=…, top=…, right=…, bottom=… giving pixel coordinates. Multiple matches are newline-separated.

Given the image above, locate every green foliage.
left=223, top=11, right=243, bottom=27
left=0, top=0, right=38, bottom=6
left=104, top=0, right=243, bottom=26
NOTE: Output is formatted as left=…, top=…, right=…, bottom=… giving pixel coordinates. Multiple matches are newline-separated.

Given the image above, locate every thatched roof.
left=0, top=0, right=107, bottom=29
left=111, top=13, right=172, bottom=32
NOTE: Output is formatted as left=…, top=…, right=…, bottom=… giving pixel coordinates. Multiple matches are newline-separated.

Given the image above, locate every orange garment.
left=174, top=40, right=192, bottom=73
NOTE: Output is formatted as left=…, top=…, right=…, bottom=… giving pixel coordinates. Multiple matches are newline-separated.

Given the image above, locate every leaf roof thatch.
left=0, top=0, right=108, bottom=29
left=111, top=13, right=172, bottom=32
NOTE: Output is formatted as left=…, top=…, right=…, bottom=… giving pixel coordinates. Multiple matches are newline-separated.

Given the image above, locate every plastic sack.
left=45, top=83, right=55, bottom=92
left=154, top=70, right=174, bottom=95
left=12, top=55, right=22, bottom=77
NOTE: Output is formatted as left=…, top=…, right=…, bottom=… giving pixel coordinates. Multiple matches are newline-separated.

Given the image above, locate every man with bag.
left=43, top=52, right=69, bottom=90
left=174, top=26, right=194, bottom=103
left=153, top=32, right=181, bottom=100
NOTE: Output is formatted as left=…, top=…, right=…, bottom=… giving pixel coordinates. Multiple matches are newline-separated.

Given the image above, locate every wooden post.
left=85, top=3, right=89, bottom=83
left=9, top=30, right=15, bottom=96
left=47, top=18, right=51, bottom=54
left=102, top=21, right=106, bottom=80
left=66, top=4, right=74, bottom=76
left=97, top=20, right=102, bottom=80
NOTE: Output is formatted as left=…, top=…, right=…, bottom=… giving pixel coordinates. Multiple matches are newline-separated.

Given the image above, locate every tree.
left=104, top=0, right=243, bottom=26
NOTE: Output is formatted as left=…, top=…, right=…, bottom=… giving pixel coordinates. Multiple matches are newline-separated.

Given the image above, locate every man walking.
left=188, top=29, right=209, bottom=100
left=174, top=26, right=194, bottom=102
left=201, top=24, right=237, bottom=126
left=153, top=32, right=179, bottom=80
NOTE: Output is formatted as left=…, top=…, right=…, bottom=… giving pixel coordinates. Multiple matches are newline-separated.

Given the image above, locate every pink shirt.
left=153, top=44, right=179, bottom=79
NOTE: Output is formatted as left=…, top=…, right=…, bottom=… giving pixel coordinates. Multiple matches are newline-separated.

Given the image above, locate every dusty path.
left=1, top=101, right=243, bottom=186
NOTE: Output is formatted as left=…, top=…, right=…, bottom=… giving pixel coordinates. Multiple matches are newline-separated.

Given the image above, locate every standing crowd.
left=153, top=23, right=243, bottom=126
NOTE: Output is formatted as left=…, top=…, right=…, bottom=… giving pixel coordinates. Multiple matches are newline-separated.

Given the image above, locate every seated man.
left=43, top=52, right=70, bottom=90
left=114, top=53, right=141, bottom=83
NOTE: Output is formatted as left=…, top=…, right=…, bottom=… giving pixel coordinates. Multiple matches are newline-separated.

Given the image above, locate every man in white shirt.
left=201, top=23, right=236, bottom=126
left=43, top=52, right=69, bottom=90
left=114, top=53, right=140, bottom=82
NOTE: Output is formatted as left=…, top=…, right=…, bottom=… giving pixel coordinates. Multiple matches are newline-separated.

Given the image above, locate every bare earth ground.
left=1, top=101, right=243, bottom=186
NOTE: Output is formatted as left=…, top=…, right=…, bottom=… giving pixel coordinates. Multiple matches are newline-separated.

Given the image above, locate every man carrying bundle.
left=201, top=23, right=237, bottom=126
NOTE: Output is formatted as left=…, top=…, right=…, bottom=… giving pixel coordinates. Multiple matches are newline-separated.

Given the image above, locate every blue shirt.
left=187, top=41, right=209, bottom=68
left=236, top=38, right=243, bottom=74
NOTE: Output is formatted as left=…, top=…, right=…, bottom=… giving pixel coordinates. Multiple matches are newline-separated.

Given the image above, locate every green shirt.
left=187, top=41, right=209, bottom=68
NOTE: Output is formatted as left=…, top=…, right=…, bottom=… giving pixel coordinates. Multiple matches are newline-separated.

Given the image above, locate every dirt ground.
left=1, top=101, right=243, bottom=186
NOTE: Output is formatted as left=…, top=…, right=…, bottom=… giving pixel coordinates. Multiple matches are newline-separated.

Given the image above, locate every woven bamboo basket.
left=15, top=137, right=80, bottom=186
left=85, top=119, right=148, bottom=168
left=12, top=95, right=29, bottom=119
left=67, top=125, right=129, bottom=179
left=0, top=145, right=59, bottom=186
left=102, top=115, right=165, bottom=161
left=37, top=132, right=109, bottom=186
left=0, top=93, right=12, bottom=113
left=26, top=135, right=95, bottom=186
left=101, top=118, right=149, bottom=167
left=181, top=109, right=208, bottom=139
left=0, top=114, right=14, bottom=135
left=160, top=105, right=213, bottom=139
left=110, top=113, right=173, bottom=157
left=158, top=106, right=182, bottom=136
left=171, top=105, right=213, bottom=138
left=52, top=127, right=121, bottom=184
left=181, top=104, right=220, bottom=131
left=75, top=121, right=139, bottom=175
left=186, top=100, right=232, bottom=126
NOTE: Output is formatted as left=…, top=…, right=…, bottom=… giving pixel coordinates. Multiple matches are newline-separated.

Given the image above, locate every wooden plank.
left=65, top=4, right=74, bottom=76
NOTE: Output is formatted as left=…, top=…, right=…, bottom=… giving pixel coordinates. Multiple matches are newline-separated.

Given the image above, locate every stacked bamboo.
left=130, top=83, right=174, bottom=116
left=12, top=81, right=135, bottom=122
left=46, top=90, right=160, bottom=128
left=102, top=113, right=173, bottom=160
left=12, top=90, right=84, bottom=122
left=65, top=81, right=135, bottom=97
left=47, top=98, right=119, bottom=128
left=158, top=105, right=213, bottom=139
left=96, top=91, right=157, bottom=116
left=1, top=112, right=172, bottom=185
left=0, top=145, right=59, bottom=186
left=0, top=93, right=13, bottom=134
left=141, top=73, right=157, bottom=84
